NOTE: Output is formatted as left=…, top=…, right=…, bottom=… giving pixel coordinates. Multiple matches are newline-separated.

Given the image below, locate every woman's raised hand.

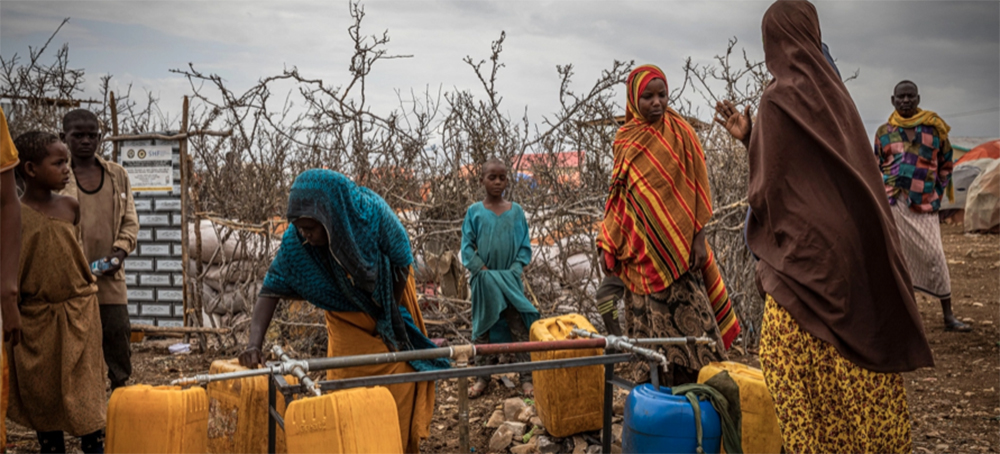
left=713, top=100, right=752, bottom=142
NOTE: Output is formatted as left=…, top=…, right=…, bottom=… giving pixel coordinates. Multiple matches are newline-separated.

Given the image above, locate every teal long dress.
left=461, top=201, right=540, bottom=342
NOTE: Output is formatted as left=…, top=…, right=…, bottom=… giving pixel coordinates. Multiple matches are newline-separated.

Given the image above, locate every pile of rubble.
left=485, top=397, right=625, bottom=454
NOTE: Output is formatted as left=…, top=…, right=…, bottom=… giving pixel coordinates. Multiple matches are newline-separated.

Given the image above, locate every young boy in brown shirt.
left=59, top=109, right=139, bottom=390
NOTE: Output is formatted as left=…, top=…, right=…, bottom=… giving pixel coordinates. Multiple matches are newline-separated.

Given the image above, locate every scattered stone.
left=973, top=302, right=984, bottom=307
left=586, top=445, right=603, bottom=454
left=511, top=440, right=538, bottom=454
left=487, top=410, right=506, bottom=428
left=612, top=443, right=623, bottom=454
left=980, top=320, right=993, bottom=326
left=613, top=400, right=625, bottom=415
left=517, top=406, right=537, bottom=423
left=572, top=435, right=588, bottom=454
left=612, top=424, right=623, bottom=444
left=936, top=444, right=949, bottom=452
left=502, top=421, right=528, bottom=439
left=505, top=397, right=528, bottom=421
left=490, top=425, right=515, bottom=452
left=530, top=416, right=544, bottom=428
left=537, top=435, right=560, bottom=454
left=963, top=317, right=975, bottom=323
left=925, top=430, right=941, bottom=439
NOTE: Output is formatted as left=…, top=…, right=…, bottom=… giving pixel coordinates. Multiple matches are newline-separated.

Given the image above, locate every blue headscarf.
left=262, top=169, right=448, bottom=371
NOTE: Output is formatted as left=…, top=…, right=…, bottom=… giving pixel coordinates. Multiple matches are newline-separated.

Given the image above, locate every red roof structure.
left=957, top=140, right=1000, bottom=165
left=517, top=151, right=584, bottom=170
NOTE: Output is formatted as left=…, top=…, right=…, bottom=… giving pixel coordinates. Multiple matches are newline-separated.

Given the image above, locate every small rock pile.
left=485, top=397, right=625, bottom=454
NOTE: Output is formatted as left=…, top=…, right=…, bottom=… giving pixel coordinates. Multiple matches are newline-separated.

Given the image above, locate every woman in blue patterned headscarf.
left=239, top=169, right=446, bottom=453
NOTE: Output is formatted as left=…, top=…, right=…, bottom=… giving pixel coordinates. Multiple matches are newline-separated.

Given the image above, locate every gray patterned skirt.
left=622, top=272, right=726, bottom=383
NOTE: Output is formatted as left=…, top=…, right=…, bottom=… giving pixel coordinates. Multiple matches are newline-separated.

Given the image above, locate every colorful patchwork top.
left=874, top=123, right=953, bottom=213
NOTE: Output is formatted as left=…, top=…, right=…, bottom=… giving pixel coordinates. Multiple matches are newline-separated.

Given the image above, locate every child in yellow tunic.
left=10, top=132, right=106, bottom=454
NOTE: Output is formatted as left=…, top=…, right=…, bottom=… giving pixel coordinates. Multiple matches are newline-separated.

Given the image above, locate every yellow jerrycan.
left=529, top=314, right=604, bottom=438
left=698, top=361, right=782, bottom=454
left=207, top=358, right=298, bottom=453
left=285, top=386, right=402, bottom=453
left=106, top=385, right=209, bottom=453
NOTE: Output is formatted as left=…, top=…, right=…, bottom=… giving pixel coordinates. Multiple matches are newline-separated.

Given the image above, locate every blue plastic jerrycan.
left=622, top=384, right=722, bottom=454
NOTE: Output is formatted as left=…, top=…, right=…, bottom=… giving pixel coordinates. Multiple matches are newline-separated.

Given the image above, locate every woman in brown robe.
left=714, top=1, right=933, bottom=452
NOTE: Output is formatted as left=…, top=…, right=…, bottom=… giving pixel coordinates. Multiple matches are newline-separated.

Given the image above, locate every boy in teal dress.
left=462, top=158, right=539, bottom=398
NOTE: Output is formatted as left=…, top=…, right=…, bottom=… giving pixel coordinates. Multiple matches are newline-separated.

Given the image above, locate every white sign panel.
left=122, top=144, right=173, bottom=192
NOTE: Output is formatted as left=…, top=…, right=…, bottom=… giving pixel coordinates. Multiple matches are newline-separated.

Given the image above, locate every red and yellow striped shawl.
left=599, top=107, right=712, bottom=293
left=598, top=101, right=740, bottom=348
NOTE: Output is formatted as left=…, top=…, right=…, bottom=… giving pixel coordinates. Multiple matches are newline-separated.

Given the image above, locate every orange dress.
left=324, top=271, right=435, bottom=454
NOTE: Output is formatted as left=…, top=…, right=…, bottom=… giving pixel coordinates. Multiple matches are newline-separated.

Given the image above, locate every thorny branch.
left=3, top=16, right=776, bottom=355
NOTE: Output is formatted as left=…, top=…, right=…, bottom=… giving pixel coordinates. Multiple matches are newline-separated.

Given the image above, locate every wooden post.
left=179, top=96, right=191, bottom=328
left=109, top=91, right=120, bottom=163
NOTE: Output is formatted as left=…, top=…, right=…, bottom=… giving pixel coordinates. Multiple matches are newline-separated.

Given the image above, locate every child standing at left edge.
left=10, top=132, right=106, bottom=453
left=462, top=158, right=539, bottom=398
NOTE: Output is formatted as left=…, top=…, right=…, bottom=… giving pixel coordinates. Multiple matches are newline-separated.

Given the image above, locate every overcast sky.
left=2, top=1, right=998, bottom=142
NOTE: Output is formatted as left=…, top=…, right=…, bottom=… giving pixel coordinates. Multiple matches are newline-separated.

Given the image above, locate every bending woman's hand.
left=238, top=346, right=263, bottom=368
left=713, top=100, right=752, bottom=142
left=238, top=295, right=280, bottom=368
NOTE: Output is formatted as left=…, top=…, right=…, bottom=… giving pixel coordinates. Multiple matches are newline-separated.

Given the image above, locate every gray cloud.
left=1, top=0, right=997, bottom=139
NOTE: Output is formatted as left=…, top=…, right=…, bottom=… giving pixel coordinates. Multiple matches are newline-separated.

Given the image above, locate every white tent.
left=941, top=158, right=996, bottom=211
left=965, top=159, right=1000, bottom=233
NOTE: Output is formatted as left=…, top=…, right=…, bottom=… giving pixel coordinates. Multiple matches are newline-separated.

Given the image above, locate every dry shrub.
left=3, top=8, right=773, bottom=355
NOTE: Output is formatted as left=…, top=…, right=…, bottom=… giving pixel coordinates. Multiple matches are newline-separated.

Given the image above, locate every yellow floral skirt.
left=759, top=296, right=913, bottom=454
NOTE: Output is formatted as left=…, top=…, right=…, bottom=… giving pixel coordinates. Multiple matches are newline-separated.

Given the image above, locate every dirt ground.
left=4, top=224, right=997, bottom=453
left=905, top=224, right=1000, bottom=454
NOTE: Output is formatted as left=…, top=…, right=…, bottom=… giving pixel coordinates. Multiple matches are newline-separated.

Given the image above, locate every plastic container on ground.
left=107, top=385, right=209, bottom=453
left=285, top=387, right=402, bottom=454
left=698, top=361, right=782, bottom=454
left=207, top=358, right=298, bottom=453
left=623, top=383, right=722, bottom=454
left=529, top=313, right=604, bottom=437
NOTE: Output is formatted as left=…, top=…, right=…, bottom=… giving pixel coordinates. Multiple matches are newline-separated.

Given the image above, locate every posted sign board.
left=122, top=144, right=173, bottom=192
left=120, top=137, right=185, bottom=327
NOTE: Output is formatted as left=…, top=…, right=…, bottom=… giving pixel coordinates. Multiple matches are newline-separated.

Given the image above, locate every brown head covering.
left=746, top=0, right=933, bottom=372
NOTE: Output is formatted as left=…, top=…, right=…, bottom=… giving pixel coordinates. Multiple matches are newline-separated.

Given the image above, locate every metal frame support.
left=602, top=357, right=615, bottom=454
left=265, top=353, right=633, bottom=454
left=267, top=373, right=276, bottom=454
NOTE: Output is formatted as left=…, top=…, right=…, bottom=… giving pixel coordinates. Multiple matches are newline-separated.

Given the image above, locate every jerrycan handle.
left=551, top=319, right=575, bottom=338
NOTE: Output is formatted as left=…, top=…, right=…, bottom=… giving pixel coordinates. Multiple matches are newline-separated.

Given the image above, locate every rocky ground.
left=3, top=224, right=997, bottom=453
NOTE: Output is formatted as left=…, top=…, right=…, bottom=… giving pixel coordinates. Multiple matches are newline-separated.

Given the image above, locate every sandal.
left=945, top=319, right=973, bottom=332
left=521, top=381, right=534, bottom=397
left=469, top=377, right=489, bottom=399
